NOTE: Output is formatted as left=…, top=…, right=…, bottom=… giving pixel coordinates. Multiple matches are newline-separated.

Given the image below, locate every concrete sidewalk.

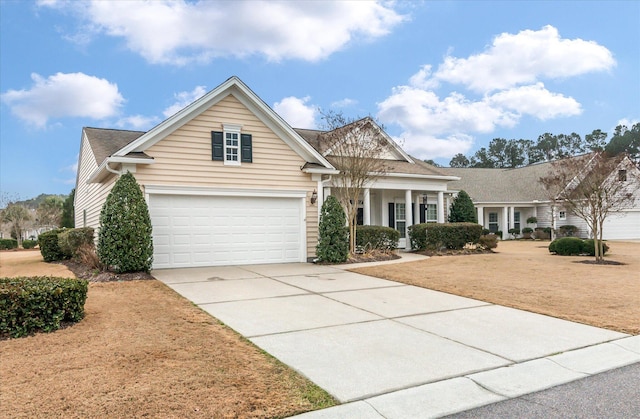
left=153, top=261, right=639, bottom=418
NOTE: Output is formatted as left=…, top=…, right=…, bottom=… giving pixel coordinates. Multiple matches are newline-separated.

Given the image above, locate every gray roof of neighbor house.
left=294, top=128, right=450, bottom=177
left=440, top=163, right=556, bottom=203
left=83, top=127, right=148, bottom=165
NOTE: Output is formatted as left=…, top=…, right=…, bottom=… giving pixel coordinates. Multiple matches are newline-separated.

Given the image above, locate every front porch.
left=322, top=186, right=452, bottom=249
left=476, top=204, right=539, bottom=240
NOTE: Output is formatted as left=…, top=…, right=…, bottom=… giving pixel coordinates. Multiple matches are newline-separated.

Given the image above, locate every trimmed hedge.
left=58, top=227, right=95, bottom=258
left=355, top=225, right=399, bottom=251
left=0, top=276, right=88, bottom=338
left=410, top=222, right=483, bottom=250
left=0, top=238, right=18, bottom=250
left=38, top=229, right=65, bottom=262
left=21, top=239, right=37, bottom=249
left=408, top=223, right=429, bottom=250
left=549, top=237, right=609, bottom=256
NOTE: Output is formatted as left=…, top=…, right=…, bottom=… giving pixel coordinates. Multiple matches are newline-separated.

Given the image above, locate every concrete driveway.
left=153, top=262, right=639, bottom=418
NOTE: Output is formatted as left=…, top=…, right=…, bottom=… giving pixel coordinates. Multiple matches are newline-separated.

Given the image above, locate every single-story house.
left=441, top=155, right=640, bottom=240
left=75, top=76, right=459, bottom=269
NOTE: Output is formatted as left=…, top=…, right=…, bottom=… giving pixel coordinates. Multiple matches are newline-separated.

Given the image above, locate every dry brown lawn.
left=0, top=251, right=335, bottom=418
left=352, top=240, right=640, bottom=335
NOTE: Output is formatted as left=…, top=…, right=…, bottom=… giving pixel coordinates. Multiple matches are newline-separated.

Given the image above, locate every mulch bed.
left=60, top=260, right=155, bottom=282
left=574, top=260, right=626, bottom=266
left=416, top=248, right=494, bottom=257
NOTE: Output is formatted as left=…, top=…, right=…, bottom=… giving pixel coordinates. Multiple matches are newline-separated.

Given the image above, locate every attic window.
left=618, top=169, right=627, bottom=182
left=212, top=125, right=252, bottom=165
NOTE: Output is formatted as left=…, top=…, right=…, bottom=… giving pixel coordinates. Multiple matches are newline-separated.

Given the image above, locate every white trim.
left=86, top=156, right=155, bottom=184
left=144, top=185, right=307, bottom=199
left=302, top=167, right=340, bottom=175
left=383, top=172, right=460, bottom=181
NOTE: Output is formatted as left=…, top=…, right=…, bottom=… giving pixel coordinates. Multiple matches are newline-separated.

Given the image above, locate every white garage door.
left=603, top=211, right=640, bottom=240
left=149, top=194, right=305, bottom=269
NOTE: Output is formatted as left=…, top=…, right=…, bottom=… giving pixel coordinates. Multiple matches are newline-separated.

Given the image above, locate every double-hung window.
left=211, top=125, right=252, bottom=165
left=426, top=203, right=437, bottom=222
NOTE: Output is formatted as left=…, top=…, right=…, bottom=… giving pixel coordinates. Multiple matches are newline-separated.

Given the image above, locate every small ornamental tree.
left=448, top=190, right=477, bottom=223
left=316, top=195, right=348, bottom=263
left=98, top=172, right=153, bottom=273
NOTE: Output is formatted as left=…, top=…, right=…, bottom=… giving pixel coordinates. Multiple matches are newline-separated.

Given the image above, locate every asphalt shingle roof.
left=83, top=127, right=147, bottom=166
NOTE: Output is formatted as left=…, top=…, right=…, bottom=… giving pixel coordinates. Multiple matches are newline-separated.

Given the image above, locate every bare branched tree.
left=540, top=152, right=639, bottom=262
left=320, top=112, right=389, bottom=254
left=1, top=203, right=33, bottom=246
left=36, top=196, right=64, bottom=228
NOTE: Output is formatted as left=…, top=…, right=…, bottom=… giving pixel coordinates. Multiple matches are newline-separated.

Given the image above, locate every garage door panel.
left=149, top=194, right=304, bottom=268
left=603, top=211, right=640, bottom=240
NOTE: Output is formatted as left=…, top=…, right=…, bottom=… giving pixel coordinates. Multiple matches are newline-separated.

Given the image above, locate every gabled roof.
left=83, top=127, right=147, bottom=166
left=114, top=76, right=333, bottom=170
left=295, top=125, right=453, bottom=179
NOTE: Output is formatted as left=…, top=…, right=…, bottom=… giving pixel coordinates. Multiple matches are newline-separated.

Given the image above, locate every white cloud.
left=163, top=86, right=207, bottom=118
left=116, top=115, right=159, bottom=130
left=1, top=72, right=123, bottom=128
left=331, top=98, right=357, bottom=108
left=424, top=25, right=615, bottom=93
left=273, top=96, right=317, bottom=128
left=41, top=1, right=406, bottom=65
left=488, top=83, right=582, bottom=120
left=377, top=26, right=614, bottom=159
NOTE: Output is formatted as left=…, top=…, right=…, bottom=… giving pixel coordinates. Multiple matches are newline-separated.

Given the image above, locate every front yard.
left=1, top=240, right=638, bottom=417
left=353, top=240, right=640, bottom=335
left=0, top=251, right=335, bottom=418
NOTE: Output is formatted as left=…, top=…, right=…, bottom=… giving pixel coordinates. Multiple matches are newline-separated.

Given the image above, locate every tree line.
left=447, top=123, right=640, bottom=168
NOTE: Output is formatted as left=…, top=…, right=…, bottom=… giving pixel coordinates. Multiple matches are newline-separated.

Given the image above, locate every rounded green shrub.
left=549, top=237, right=587, bottom=256
left=0, top=276, right=88, bottom=338
left=316, top=195, right=348, bottom=263
left=425, top=223, right=483, bottom=250
left=408, top=223, right=428, bottom=250
left=582, top=239, right=609, bottom=256
left=38, top=229, right=65, bottom=262
left=58, top=227, right=95, bottom=258
left=21, top=239, right=37, bottom=249
left=98, top=172, right=153, bottom=273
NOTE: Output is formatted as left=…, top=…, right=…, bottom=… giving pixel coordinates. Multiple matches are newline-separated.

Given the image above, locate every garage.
left=602, top=210, right=640, bottom=240
left=149, top=193, right=305, bottom=269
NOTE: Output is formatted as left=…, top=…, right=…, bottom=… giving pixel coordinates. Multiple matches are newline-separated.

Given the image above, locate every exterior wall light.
left=311, top=189, right=318, bottom=205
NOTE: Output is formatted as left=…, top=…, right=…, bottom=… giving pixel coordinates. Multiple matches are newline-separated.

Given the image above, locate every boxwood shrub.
left=355, top=225, right=399, bottom=251
left=0, top=276, right=88, bottom=338
left=549, top=237, right=609, bottom=256
left=410, top=222, right=483, bottom=250
left=408, top=223, right=429, bottom=250
left=478, top=234, right=498, bottom=250
left=58, top=227, right=95, bottom=258
left=21, top=239, right=37, bottom=249
left=38, top=229, right=65, bottom=262
left=0, top=238, right=18, bottom=250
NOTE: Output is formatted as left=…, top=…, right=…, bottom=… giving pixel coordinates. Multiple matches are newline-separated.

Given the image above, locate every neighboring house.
left=75, top=76, right=458, bottom=269
left=441, top=154, right=640, bottom=240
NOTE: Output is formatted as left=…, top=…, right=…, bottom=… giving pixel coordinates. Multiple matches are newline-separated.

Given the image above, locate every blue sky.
left=1, top=0, right=639, bottom=200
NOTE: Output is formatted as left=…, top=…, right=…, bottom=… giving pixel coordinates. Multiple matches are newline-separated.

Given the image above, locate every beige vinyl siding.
left=134, top=94, right=319, bottom=257
left=74, top=135, right=118, bottom=236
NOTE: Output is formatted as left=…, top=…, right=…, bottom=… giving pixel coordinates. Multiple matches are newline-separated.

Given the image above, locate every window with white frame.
left=224, top=128, right=240, bottom=165
left=559, top=210, right=567, bottom=220
left=426, top=203, right=437, bottom=222
left=489, top=212, right=498, bottom=232
left=514, top=211, right=521, bottom=231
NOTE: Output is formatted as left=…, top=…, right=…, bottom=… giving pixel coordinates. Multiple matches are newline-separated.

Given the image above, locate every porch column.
left=437, top=191, right=445, bottom=223
left=477, top=206, right=484, bottom=227
left=363, top=188, right=371, bottom=225
left=502, top=206, right=509, bottom=240
left=509, top=206, right=515, bottom=231
left=316, top=181, right=324, bottom=222
left=405, top=189, right=413, bottom=248
left=323, top=187, right=331, bottom=202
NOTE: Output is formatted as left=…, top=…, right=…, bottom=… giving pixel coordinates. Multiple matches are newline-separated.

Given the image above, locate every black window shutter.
left=411, top=203, right=415, bottom=224
left=211, top=131, right=223, bottom=161
left=388, top=203, right=395, bottom=228
left=241, top=134, right=252, bottom=163
left=419, top=204, right=426, bottom=223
